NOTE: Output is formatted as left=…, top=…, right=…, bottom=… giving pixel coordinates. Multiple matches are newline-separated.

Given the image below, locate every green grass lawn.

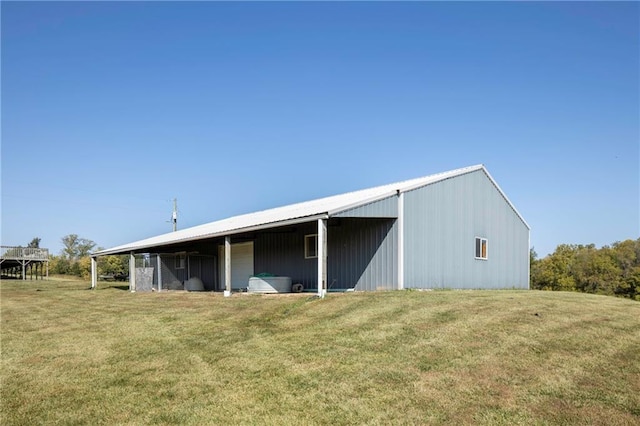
left=1, top=278, right=639, bottom=425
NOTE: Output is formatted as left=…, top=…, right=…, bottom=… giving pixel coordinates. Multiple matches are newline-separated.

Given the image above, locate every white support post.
left=157, top=255, right=162, bottom=292
left=317, top=218, right=327, bottom=298
left=129, top=253, right=136, bottom=292
left=397, top=192, right=405, bottom=290
left=91, top=257, right=98, bottom=289
left=224, top=236, right=231, bottom=297
left=22, top=261, right=26, bottom=281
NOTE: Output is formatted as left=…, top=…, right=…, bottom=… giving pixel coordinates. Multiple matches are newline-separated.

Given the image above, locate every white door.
left=218, top=241, right=254, bottom=290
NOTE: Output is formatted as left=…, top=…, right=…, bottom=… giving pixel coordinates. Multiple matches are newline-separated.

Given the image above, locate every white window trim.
left=175, top=254, right=186, bottom=269
left=475, top=237, right=488, bottom=260
left=305, top=234, right=318, bottom=259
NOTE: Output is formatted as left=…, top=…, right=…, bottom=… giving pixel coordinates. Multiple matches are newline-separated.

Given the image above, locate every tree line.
left=530, top=239, right=639, bottom=300
left=48, top=234, right=127, bottom=278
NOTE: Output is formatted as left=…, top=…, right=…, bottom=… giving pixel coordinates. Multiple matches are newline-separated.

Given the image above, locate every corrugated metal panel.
left=254, top=223, right=318, bottom=290
left=160, top=255, right=187, bottom=290
left=254, top=219, right=397, bottom=291
left=328, top=218, right=397, bottom=291
left=334, top=195, right=398, bottom=218
left=95, top=165, right=490, bottom=256
left=188, top=255, right=216, bottom=291
left=403, top=169, right=529, bottom=289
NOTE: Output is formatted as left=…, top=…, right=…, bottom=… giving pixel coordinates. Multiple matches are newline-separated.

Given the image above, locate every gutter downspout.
left=397, top=190, right=404, bottom=290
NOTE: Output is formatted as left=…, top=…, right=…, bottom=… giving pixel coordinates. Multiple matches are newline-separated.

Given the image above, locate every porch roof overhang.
left=92, top=213, right=329, bottom=257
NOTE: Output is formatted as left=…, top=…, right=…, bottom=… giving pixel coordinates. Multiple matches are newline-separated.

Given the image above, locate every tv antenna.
left=170, top=198, right=178, bottom=231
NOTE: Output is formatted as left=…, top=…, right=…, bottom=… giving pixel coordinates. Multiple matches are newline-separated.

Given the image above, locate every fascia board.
left=327, top=191, right=399, bottom=217
left=399, top=164, right=485, bottom=194
left=480, top=166, right=531, bottom=230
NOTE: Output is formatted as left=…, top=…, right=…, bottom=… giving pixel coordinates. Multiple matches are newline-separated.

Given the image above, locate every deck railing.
left=1, top=246, right=50, bottom=261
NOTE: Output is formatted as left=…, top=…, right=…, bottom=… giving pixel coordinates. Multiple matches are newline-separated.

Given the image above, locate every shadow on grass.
left=31, top=287, right=92, bottom=292
left=95, top=284, right=130, bottom=291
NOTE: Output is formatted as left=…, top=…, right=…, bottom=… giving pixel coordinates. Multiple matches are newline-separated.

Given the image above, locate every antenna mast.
left=172, top=198, right=178, bottom=231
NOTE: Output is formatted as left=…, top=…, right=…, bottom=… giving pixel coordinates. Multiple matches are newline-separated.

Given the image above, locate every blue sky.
left=2, top=2, right=638, bottom=257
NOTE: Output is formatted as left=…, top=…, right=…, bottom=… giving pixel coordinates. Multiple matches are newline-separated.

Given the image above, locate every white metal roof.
left=94, top=164, right=527, bottom=256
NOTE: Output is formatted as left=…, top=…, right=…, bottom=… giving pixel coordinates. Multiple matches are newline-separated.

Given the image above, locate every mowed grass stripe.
left=1, top=279, right=639, bottom=425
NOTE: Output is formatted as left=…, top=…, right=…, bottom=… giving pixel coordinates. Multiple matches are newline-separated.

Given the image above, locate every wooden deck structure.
left=1, top=246, right=49, bottom=280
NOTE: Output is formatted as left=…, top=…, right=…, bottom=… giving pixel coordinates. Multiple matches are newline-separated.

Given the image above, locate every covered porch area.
left=91, top=214, right=399, bottom=297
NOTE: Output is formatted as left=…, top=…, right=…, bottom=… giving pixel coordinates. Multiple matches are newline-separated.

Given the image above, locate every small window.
left=475, top=237, right=488, bottom=260
left=305, top=234, right=318, bottom=259
left=175, top=254, right=186, bottom=269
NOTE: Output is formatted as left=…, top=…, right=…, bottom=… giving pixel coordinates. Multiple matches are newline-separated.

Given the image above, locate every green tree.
left=98, top=255, right=127, bottom=275
left=532, top=244, right=578, bottom=291
left=61, top=234, right=96, bottom=260
left=572, top=246, right=621, bottom=295
left=57, top=234, right=97, bottom=277
left=49, top=255, right=71, bottom=275
left=69, top=260, right=82, bottom=277
left=531, top=239, right=640, bottom=300
left=530, top=247, right=538, bottom=266
left=530, top=247, right=541, bottom=288
left=27, top=237, right=41, bottom=248
left=610, top=239, right=640, bottom=299
left=78, top=256, right=92, bottom=279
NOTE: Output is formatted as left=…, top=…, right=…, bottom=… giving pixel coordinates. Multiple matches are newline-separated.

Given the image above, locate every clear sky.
left=2, top=1, right=638, bottom=257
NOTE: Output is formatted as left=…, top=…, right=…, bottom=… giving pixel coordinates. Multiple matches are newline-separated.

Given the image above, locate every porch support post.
left=224, top=236, right=231, bottom=297
left=397, top=191, right=404, bottom=290
left=317, top=218, right=327, bottom=298
left=157, top=255, right=162, bottom=292
left=91, top=257, right=98, bottom=289
left=22, top=260, right=26, bottom=281
left=129, top=253, right=136, bottom=292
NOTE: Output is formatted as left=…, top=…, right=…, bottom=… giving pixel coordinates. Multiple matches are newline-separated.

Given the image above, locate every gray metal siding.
left=328, top=218, right=397, bottom=291
left=159, top=255, right=187, bottom=290
left=334, top=196, right=398, bottom=218
left=254, top=223, right=318, bottom=290
left=188, top=255, right=216, bottom=291
left=254, top=219, right=397, bottom=291
left=403, top=169, right=529, bottom=289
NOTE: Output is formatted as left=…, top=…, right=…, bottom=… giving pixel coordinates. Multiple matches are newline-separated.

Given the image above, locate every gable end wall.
left=403, top=169, right=529, bottom=289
